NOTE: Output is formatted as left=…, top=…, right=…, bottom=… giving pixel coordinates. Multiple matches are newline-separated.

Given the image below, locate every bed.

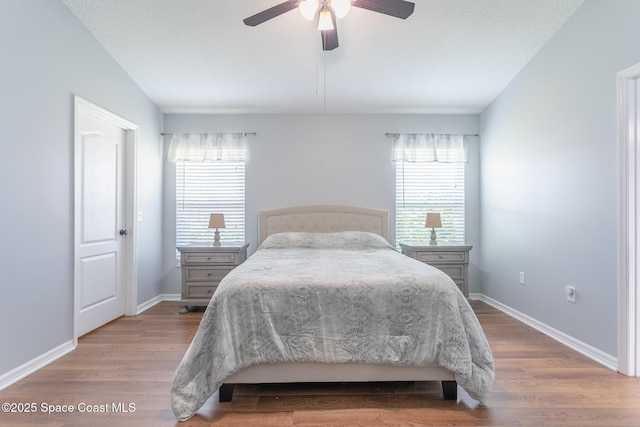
left=171, top=205, right=494, bottom=421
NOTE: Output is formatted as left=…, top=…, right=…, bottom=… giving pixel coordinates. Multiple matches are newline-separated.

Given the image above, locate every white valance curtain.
left=167, top=133, right=247, bottom=162
left=392, top=133, right=467, bottom=163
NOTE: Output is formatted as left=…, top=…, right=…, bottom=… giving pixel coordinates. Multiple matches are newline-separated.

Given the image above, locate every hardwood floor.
left=1, top=300, right=639, bottom=426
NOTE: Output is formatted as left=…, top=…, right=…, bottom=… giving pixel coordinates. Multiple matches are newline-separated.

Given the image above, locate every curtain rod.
left=161, top=132, right=257, bottom=136
left=385, top=132, right=479, bottom=138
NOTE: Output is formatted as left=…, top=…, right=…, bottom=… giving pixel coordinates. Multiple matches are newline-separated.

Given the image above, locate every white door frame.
left=73, top=96, right=138, bottom=345
left=618, top=63, right=640, bottom=376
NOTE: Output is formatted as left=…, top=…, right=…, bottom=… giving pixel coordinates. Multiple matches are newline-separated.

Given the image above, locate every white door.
left=636, top=76, right=640, bottom=374
left=74, top=100, right=128, bottom=337
left=618, top=64, right=640, bottom=376
left=634, top=75, right=640, bottom=375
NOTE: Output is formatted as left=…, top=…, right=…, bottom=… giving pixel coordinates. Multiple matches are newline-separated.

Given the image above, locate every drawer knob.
left=207, top=273, right=212, bottom=277
left=439, top=254, right=444, bottom=259
left=207, top=289, right=212, bottom=293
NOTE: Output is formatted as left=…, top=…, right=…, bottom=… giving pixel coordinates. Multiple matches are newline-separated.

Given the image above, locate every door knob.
left=119, top=229, right=129, bottom=236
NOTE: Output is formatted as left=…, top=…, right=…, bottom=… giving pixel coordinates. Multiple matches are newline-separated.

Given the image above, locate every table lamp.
left=425, top=213, right=442, bottom=246
left=208, top=213, right=226, bottom=246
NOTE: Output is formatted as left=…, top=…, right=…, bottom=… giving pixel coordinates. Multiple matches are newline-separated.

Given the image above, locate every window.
left=168, top=132, right=247, bottom=263
left=393, top=134, right=467, bottom=247
left=176, top=161, right=245, bottom=261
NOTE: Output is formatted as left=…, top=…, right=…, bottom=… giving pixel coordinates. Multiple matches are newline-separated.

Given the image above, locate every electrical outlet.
left=519, top=272, right=526, bottom=285
left=565, top=286, right=576, bottom=303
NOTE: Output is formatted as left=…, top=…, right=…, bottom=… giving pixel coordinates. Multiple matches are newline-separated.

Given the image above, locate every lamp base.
left=213, top=229, right=221, bottom=246
left=429, top=228, right=438, bottom=245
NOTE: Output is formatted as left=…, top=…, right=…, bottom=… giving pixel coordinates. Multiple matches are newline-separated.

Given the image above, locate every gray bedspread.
left=171, top=231, right=494, bottom=420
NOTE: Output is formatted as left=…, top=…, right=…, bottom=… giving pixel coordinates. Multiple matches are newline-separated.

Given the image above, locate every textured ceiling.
left=62, top=0, right=584, bottom=114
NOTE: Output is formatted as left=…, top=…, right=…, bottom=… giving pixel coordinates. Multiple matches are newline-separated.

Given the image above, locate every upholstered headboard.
left=258, top=205, right=389, bottom=244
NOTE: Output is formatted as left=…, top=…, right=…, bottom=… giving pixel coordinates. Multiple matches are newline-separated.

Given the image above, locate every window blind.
left=395, top=161, right=465, bottom=247
left=176, top=161, right=245, bottom=261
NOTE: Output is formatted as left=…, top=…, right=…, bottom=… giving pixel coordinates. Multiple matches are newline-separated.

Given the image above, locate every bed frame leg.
left=219, top=383, right=234, bottom=402
left=442, top=381, right=457, bottom=400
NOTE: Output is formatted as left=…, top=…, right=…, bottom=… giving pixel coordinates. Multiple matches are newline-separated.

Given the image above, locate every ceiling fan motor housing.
left=243, top=0, right=415, bottom=51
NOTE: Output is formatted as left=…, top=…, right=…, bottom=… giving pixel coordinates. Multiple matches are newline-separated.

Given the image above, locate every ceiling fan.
left=243, top=0, right=415, bottom=51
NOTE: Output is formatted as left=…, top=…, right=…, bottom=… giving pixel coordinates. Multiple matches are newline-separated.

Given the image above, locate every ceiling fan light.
left=298, top=0, right=318, bottom=21
left=331, top=0, right=351, bottom=19
left=317, top=7, right=334, bottom=30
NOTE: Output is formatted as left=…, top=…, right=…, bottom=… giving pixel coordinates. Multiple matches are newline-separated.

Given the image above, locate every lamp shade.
left=317, top=6, right=335, bottom=30
left=425, top=213, right=442, bottom=228
left=298, top=0, right=318, bottom=20
left=208, top=213, right=226, bottom=229
left=332, top=0, right=351, bottom=18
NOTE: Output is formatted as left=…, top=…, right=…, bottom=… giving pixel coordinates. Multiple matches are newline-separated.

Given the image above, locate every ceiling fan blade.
left=352, top=0, right=415, bottom=19
left=321, top=28, right=339, bottom=51
left=243, top=1, right=299, bottom=27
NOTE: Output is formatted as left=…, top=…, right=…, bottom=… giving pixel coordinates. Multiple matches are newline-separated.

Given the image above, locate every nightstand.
left=399, top=243, right=472, bottom=297
left=177, top=244, right=249, bottom=313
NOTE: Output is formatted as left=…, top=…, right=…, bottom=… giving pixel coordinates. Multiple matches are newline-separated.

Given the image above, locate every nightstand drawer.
left=177, top=244, right=249, bottom=313
left=399, top=243, right=472, bottom=298
left=182, top=252, right=238, bottom=265
left=452, top=280, right=464, bottom=293
left=434, top=265, right=465, bottom=280
left=185, top=266, right=234, bottom=282
left=416, top=251, right=467, bottom=263
left=186, top=285, right=217, bottom=298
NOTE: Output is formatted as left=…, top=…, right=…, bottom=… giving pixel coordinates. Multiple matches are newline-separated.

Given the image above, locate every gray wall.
left=162, top=114, right=481, bottom=294
left=480, top=0, right=640, bottom=357
left=0, top=0, right=164, bottom=376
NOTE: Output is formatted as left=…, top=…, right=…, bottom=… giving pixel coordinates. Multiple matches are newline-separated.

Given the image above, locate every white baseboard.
left=136, top=293, right=181, bottom=314
left=469, top=293, right=618, bottom=371
left=0, top=340, right=75, bottom=391
left=1, top=294, right=181, bottom=391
